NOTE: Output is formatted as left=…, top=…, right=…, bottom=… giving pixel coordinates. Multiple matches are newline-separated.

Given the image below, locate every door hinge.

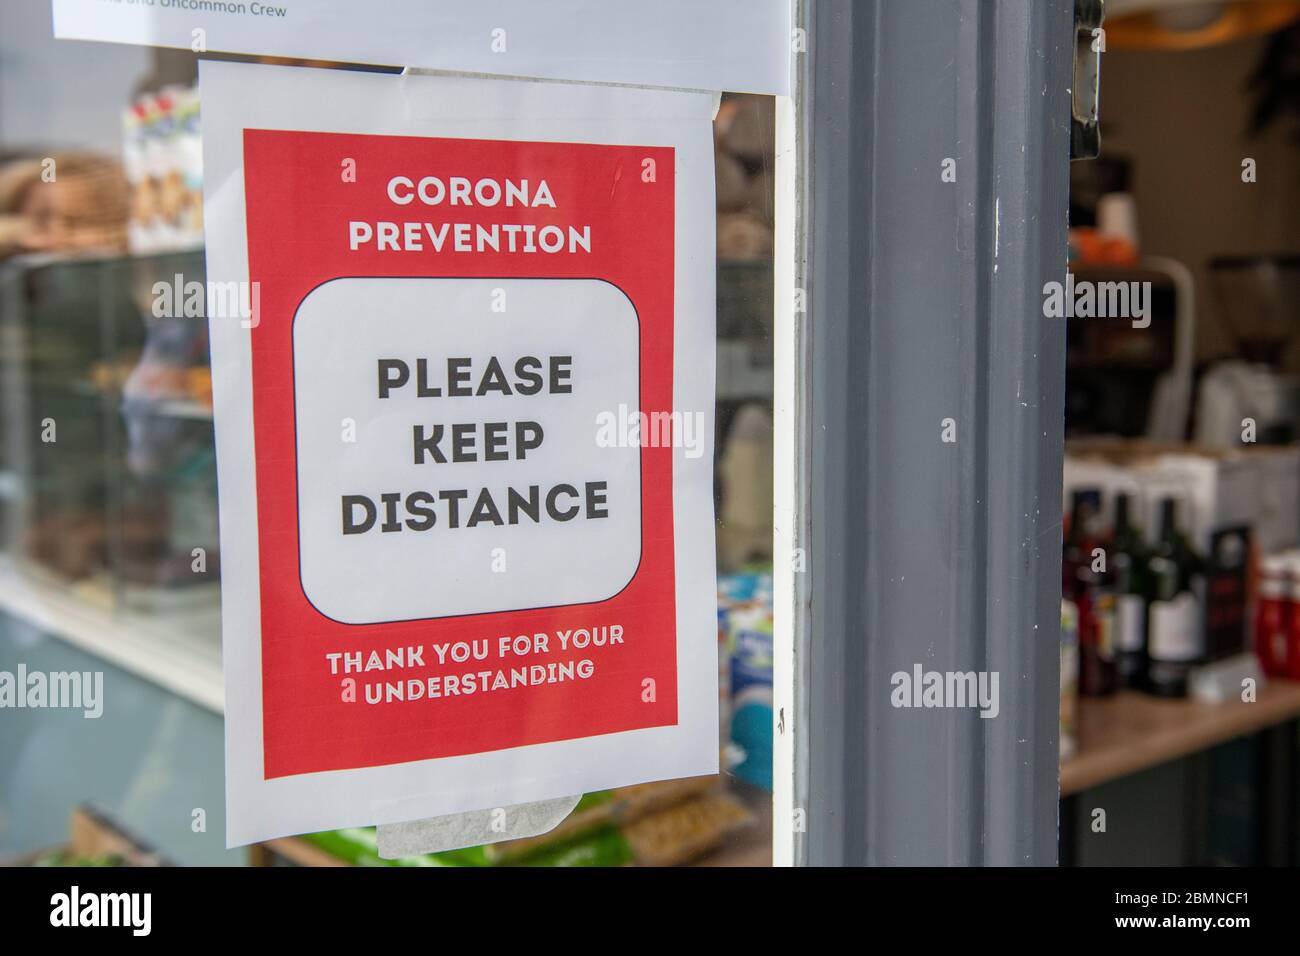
left=1072, top=0, right=1104, bottom=160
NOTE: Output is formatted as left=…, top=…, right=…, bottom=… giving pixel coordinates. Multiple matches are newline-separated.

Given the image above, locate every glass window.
left=0, top=4, right=774, bottom=867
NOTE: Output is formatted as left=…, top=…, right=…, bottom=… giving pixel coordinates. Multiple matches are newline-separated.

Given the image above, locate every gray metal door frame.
left=775, top=0, right=1074, bottom=866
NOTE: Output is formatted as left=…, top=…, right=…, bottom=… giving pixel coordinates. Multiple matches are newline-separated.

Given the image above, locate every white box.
left=1248, top=446, right=1300, bottom=554
left=1145, top=452, right=1260, bottom=554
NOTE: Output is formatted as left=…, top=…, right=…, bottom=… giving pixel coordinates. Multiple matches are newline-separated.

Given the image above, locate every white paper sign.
left=201, top=60, right=718, bottom=846
left=53, top=0, right=792, bottom=95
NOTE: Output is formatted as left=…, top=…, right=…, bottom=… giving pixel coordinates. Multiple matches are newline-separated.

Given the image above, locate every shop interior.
left=1059, top=6, right=1300, bottom=865
left=0, top=0, right=776, bottom=866
left=2, top=0, right=1300, bottom=867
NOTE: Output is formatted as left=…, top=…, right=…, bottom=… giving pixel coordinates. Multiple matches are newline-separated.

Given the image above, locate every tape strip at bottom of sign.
left=375, top=795, right=583, bottom=859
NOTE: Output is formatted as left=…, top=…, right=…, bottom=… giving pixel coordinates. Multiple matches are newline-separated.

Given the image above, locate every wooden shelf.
left=692, top=786, right=772, bottom=867
left=249, top=838, right=347, bottom=868
left=1061, top=680, right=1300, bottom=796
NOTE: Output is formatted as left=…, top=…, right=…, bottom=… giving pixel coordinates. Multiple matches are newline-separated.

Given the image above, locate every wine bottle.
left=1107, top=493, right=1148, bottom=687
left=1145, top=497, right=1204, bottom=697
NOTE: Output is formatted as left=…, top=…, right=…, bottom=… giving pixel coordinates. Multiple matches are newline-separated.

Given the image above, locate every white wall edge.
left=772, top=86, right=801, bottom=868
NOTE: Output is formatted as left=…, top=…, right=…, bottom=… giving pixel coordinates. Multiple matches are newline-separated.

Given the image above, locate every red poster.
left=243, top=129, right=679, bottom=777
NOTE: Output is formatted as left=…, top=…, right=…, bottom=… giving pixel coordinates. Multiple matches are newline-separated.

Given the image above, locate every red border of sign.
left=242, top=129, right=678, bottom=779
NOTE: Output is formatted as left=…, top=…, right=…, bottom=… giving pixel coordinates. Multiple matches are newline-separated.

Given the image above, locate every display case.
left=0, top=251, right=219, bottom=634
left=0, top=240, right=775, bottom=862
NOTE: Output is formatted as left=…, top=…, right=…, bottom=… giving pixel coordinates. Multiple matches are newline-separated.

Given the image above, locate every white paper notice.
left=53, top=0, right=792, bottom=95
left=200, top=61, right=718, bottom=846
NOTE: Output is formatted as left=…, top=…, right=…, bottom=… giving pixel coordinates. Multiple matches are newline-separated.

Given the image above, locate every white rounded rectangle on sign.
left=292, top=276, right=642, bottom=624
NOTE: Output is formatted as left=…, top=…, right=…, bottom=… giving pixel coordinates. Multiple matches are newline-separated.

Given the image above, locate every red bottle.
left=1255, top=555, right=1290, bottom=678
left=1064, top=490, right=1116, bottom=696
left=1286, top=556, right=1300, bottom=680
